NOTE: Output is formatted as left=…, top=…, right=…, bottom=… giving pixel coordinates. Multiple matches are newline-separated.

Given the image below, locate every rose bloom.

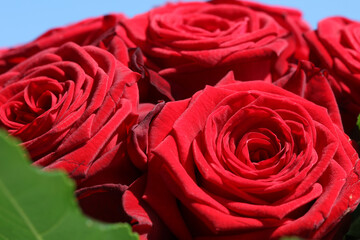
left=0, top=42, right=141, bottom=222
left=127, top=60, right=344, bottom=173
left=0, top=13, right=125, bottom=74
left=118, top=0, right=310, bottom=100
left=305, top=17, right=360, bottom=132
left=124, top=80, right=360, bottom=239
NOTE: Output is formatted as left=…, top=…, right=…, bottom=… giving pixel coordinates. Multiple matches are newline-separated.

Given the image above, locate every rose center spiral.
left=235, top=130, right=281, bottom=163
left=24, top=80, right=63, bottom=114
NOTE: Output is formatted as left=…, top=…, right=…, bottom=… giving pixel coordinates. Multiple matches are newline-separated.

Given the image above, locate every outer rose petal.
left=125, top=81, right=360, bottom=239
left=123, top=175, right=176, bottom=240
left=274, top=60, right=342, bottom=129
left=76, top=183, right=130, bottom=223
left=0, top=14, right=126, bottom=75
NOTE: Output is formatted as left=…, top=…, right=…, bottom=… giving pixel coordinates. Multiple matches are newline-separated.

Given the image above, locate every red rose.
left=304, top=17, right=360, bottom=132
left=0, top=14, right=125, bottom=74
left=0, top=42, right=141, bottom=222
left=124, top=81, right=360, bottom=239
left=128, top=60, right=343, bottom=173
left=119, top=0, right=310, bottom=100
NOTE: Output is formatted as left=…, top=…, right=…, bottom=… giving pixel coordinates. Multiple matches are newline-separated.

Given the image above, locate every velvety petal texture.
left=304, top=17, right=360, bottom=132
left=119, top=0, right=310, bottom=100
left=125, top=81, right=360, bottom=239
left=0, top=42, right=141, bottom=222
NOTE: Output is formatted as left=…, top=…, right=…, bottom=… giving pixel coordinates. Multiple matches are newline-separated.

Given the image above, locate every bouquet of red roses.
left=1, top=1, right=360, bottom=239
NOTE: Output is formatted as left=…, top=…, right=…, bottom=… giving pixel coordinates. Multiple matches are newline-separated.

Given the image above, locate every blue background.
left=1, top=0, right=359, bottom=47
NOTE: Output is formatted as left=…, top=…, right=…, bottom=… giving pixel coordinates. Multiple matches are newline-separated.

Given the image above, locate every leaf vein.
left=0, top=179, right=43, bottom=240
left=41, top=210, right=68, bottom=237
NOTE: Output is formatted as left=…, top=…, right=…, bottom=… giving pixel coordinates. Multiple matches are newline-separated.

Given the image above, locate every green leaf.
left=0, top=130, right=138, bottom=240
left=357, top=114, right=360, bottom=131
